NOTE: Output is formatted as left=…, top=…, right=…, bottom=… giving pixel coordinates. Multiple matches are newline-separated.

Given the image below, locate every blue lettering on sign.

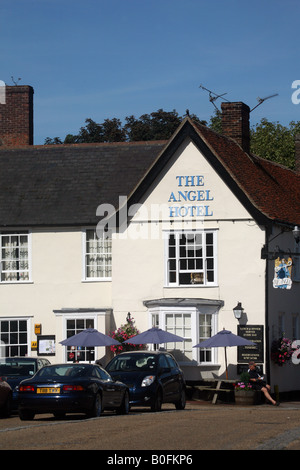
left=169, top=175, right=213, bottom=217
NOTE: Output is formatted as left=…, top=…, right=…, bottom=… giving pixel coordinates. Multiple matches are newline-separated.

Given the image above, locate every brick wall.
left=0, top=85, right=34, bottom=147
left=221, top=102, right=250, bottom=154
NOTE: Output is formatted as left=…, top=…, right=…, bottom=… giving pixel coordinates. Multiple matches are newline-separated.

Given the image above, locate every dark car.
left=18, top=363, right=129, bottom=420
left=0, top=377, right=12, bottom=418
left=105, top=351, right=186, bottom=412
left=0, top=357, right=51, bottom=410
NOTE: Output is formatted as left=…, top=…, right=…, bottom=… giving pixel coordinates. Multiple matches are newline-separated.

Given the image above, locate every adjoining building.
left=0, top=85, right=299, bottom=395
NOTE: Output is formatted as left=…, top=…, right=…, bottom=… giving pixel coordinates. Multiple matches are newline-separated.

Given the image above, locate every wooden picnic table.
left=193, top=378, right=236, bottom=404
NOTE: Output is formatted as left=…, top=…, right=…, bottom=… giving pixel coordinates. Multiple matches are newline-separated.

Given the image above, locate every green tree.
left=250, top=119, right=300, bottom=169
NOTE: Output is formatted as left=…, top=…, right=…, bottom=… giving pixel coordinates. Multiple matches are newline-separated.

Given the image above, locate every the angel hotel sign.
left=168, top=175, right=214, bottom=218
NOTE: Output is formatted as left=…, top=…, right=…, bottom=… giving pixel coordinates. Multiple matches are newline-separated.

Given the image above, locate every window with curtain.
left=84, top=229, right=112, bottom=280
left=0, top=232, right=30, bottom=282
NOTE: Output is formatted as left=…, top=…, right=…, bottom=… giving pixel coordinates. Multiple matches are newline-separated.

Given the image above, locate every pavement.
left=187, top=398, right=300, bottom=450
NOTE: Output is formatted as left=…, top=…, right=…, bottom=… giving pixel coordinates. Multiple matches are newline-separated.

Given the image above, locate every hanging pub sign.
left=273, top=257, right=292, bottom=289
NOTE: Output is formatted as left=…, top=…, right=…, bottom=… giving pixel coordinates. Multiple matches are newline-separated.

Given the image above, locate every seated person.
left=248, top=361, right=279, bottom=406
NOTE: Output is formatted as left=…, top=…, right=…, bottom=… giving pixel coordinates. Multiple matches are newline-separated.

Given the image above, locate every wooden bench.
left=191, top=380, right=235, bottom=404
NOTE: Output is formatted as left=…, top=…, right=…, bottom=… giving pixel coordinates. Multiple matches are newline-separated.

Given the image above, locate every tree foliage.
left=44, top=108, right=300, bottom=170
left=250, top=119, right=300, bottom=169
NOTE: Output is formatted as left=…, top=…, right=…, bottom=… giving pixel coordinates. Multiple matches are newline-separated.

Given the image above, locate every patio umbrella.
left=123, top=327, right=184, bottom=346
left=60, top=328, right=121, bottom=347
left=193, top=328, right=256, bottom=379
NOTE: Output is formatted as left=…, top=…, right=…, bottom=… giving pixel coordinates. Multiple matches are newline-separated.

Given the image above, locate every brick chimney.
left=0, top=85, right=34, bottom=147
left=221, top=102, right=250, bottom=154
left=295, top=134, right=300, bottom=173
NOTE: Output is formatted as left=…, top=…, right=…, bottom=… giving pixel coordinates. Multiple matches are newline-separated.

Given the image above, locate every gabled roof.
left=0, top=117, right=299, bottom=228
left=127, top=118, right=300, bottom=227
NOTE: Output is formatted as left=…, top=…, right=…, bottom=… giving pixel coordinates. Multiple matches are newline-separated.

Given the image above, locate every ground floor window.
left=0, top=318, right=29, bottom=356
left=198, top=313, right=212, bottom=362
left=147, top=302, right=220, bottom=364
left=165, top=313, right=192, bottom=360
left=65, top=317, right=95, bottom=362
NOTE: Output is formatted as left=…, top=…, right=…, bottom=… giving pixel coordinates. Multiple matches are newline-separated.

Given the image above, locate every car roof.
left=115, top=351, right=168, bottom=356
left=0, top=357, right=39, bottom=362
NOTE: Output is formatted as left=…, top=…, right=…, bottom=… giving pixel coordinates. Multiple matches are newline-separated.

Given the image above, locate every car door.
left=94, top=366, right=122, bottom=407
left=157, top=354, right=175, bottom=401
left=165, top=354, right=183, bottom=400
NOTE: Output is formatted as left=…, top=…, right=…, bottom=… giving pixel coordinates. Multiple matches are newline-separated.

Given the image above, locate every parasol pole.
left=224, top=347, right=228, bottom=379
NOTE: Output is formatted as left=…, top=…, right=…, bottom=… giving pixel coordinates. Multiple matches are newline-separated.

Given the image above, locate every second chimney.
left=221, top=102, right=250, bottom=154
left=0, top=85, right=34, bottom=147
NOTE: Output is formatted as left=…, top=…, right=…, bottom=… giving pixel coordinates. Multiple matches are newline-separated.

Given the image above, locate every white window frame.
left=164, top=230, right=218, bottom=287
left=0, top=316, right=32, bottom=357
left=0, top=231, right=32, bottom=283
left=82, top=229, right=112, bottom=281
left=148, top=305, right=218, bottom=365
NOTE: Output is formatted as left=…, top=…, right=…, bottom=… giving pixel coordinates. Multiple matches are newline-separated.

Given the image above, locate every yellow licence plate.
left=37, top=387, right=60, bottom=394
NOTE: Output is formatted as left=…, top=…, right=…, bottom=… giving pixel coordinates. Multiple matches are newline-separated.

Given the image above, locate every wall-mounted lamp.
left=293, top=226, right=300, bottom=244
left=233, top=302, right=244, bottom=320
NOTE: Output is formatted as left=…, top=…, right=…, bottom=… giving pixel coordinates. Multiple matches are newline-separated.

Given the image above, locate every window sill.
left=164, top=284, right=218, bottom=288
left=0, top=281, right=33, bottom=285
left=82, top=278, right=112, bottom=283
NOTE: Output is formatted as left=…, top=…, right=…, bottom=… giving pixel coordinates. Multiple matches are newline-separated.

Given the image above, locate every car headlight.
left=141, top=375, right=155, bottom=387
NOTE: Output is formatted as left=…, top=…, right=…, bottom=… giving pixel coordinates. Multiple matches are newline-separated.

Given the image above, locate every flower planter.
left=234, top=390, right=258, bottom=406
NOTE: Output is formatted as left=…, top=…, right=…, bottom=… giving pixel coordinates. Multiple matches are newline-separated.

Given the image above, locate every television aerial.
left=199, top=84, right=229, bottom=111
left=250, top=93, right=278, bottom=112
left=11, top=76, right=21, bottom=86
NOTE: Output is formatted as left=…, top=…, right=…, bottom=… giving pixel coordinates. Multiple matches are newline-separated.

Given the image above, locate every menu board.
left=237, top=325, right=264, bottom=363
left=37, top=335, right=56, bottom=356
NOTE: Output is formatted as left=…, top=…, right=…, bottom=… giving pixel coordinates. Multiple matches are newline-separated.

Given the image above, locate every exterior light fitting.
left=233, top=302, right=244, bottom=320
left=293, top=226, right=300, bottom=244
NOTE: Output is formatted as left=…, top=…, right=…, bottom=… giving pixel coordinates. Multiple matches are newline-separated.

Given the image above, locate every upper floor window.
left=0, top=232, right=30, bottom=282
left=165, top=231, right=217, bottom=287
left=84, top=229, right=112, bottom=280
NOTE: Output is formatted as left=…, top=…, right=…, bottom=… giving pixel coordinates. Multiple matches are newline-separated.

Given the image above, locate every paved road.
left=1, top=402, right=300, bottom=452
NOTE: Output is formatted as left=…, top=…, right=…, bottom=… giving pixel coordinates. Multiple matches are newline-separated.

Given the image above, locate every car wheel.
left=19, top=409, right=35, bottom=421
left=88, top=393, right=102, bottom=418
left=117, top=390, right=130, bottom=415
left=0, top=394, right=12, bottom=418
left=151, top=390, right=162, bottom=412
left=53, top=412, right=66, bottom=419
left=175, top=388, right=186, bottom=410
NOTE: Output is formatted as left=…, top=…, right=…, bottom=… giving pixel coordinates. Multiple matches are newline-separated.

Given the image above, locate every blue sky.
left=1, top=0, right=299, bottom=144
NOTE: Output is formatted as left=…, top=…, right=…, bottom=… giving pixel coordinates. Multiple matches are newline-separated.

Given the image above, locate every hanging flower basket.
left=271, top=336, right=294, bottom=366
left=109, top=315, right=146, bottom=354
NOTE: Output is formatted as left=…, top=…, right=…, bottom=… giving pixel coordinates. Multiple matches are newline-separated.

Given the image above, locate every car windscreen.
left=0, top=360, right=37, bottom=377
left=106, top=354, right=157, bottom=372
left=36, top=365, right=89, bottom=378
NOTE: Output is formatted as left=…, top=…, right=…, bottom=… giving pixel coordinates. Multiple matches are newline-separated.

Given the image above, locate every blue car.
left=18, top=363, right=129, bottom=420
left=0, top=357, right=51, bottom=410
left=105, top=351, right=186, bottom=412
